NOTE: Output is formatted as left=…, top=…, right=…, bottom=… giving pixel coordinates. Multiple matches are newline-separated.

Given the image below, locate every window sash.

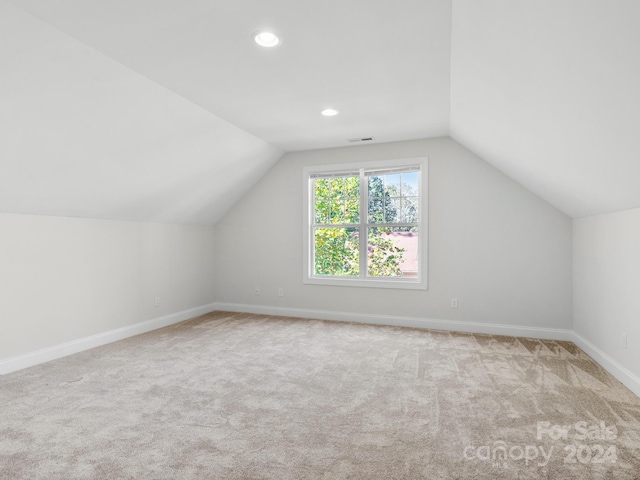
left=303, top=157, right=428, bottom=290
left=310, top=165, right=421, bottom=281
left=364, top=165, right=420, bottom=177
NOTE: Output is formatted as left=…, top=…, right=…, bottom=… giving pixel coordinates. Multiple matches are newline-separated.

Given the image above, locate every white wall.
left=0, top=1, right=282, bottom=225
left=215, top=138, right=572, bottom=333
left=0, top=213, right=216, bottom=367
left=450, top=0, right=640, bottom=219
left=574, top=209, right=640, bottom=382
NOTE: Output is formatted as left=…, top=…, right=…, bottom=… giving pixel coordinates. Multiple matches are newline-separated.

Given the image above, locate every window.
left=303, top=157, right=427, bottom=289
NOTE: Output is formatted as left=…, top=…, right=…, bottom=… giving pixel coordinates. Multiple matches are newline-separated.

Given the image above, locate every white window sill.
left=304, top=276, right=427, bottom=290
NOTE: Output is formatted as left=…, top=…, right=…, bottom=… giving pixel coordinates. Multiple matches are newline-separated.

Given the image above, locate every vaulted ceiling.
left=2, top=0, right=639, bottom=223
left=451, top=0, right=640, bottom=218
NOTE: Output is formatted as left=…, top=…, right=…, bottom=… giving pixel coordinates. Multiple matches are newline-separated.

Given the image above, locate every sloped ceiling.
left=0, top=1, right=283, bottom=225
left=2, top=0, right=640, bottom=223
left=451, top=0, right=640, bottom=218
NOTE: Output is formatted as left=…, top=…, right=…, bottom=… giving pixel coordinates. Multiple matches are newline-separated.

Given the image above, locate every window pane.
left=330, top=178, right=346, bottom=199
left=330, top=200, right=346, bottom=224
left=401, top=171, right=419, bottom=196
left=345, top=176, right=359, bottom=197
left=345, top=197, right=359, bottom=223
left=367, top=170, right=420, bottom=224
left=314, top=178, right=329, bottom=200
left=314, top=200, right=329, bottom=224
left=368, top=176, right=386, bottom=223
left=314, top=227, right=359, bottom=276
left=385, top=174, right=401, bottom=197
left=368, top=175, right=382, bottom=197
left=315, top=176, right=359, bottom=225
left=367, top=227, right=418, bottom=278
left=384, top=198, right=401, bottom=223
left=344, top=176, right=360, bottom=223
left=307, top=160, right=424, bottom=287
left=401, top=197, right=419, bottom=223
left=368, top=197, right=384, bottom=223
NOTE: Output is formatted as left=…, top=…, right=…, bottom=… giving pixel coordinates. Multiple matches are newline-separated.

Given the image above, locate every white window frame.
left=302, top=157, right=428, bottom=290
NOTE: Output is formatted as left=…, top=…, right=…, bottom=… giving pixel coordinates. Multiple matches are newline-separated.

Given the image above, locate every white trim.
left=214, top=302, right=574, bottom=341
left=214, top=302, right=640, bottom=398
left=571, top=332, right=640, bottom=398
left=4, top=301, right=638, bottom=399
left=0, top=303, right=217, bottom=375
left=302, top=157, right=428, bottom=290
left=302, top=275, right=428, bottom=290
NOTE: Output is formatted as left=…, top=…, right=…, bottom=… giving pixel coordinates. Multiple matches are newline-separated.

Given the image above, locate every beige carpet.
left=1, top=311, right=639, bottom=479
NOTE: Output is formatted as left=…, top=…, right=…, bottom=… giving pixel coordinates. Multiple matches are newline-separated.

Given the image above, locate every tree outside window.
left=309, top=164, right=422, bottom=282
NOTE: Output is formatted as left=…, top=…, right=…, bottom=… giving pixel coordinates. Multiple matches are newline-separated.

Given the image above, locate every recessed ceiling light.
left=254, top=31, right=280, bottom=47
left=321, top=108, right=339, bottom=117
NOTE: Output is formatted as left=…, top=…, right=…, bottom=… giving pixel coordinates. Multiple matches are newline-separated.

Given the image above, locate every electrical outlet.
left=154, top=297, right=160, bottom=307
left=623, top=333, right=628, bottom=349
left=451, top=298, right=458, bottom=308
left=255, top=287, right=260, bottom=296
left=278, top=288, right=284, bottom=297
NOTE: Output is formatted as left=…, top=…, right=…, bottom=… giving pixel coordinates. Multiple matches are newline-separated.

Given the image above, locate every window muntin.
left=304, top=158, right=427, bottom=289
left=311, top=173, right=360, bottom=278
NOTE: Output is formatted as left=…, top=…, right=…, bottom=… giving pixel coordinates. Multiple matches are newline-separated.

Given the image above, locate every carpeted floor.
left=1, top=311, right=639, bottom=479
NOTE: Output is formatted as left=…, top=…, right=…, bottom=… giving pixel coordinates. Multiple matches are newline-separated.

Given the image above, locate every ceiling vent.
left=348, top=137, right=374, bottom=143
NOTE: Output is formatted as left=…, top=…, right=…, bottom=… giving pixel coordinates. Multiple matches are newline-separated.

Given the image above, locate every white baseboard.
left=4, top=301, right=639, bottom=399
left=0, top=303, right=217, bottom=375
left=572, top=332, right=640, bottom=398
left=214, top=302, right=574, bottom=341
left=215, top=302, right=640, bottom=398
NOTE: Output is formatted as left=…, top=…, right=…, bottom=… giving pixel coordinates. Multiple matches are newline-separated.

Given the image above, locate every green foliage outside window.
left=313, top=174, right=412, bottom=277
left=367, top=229, right=405, bottom=277
left=314, top=228, right=359, bottom=276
